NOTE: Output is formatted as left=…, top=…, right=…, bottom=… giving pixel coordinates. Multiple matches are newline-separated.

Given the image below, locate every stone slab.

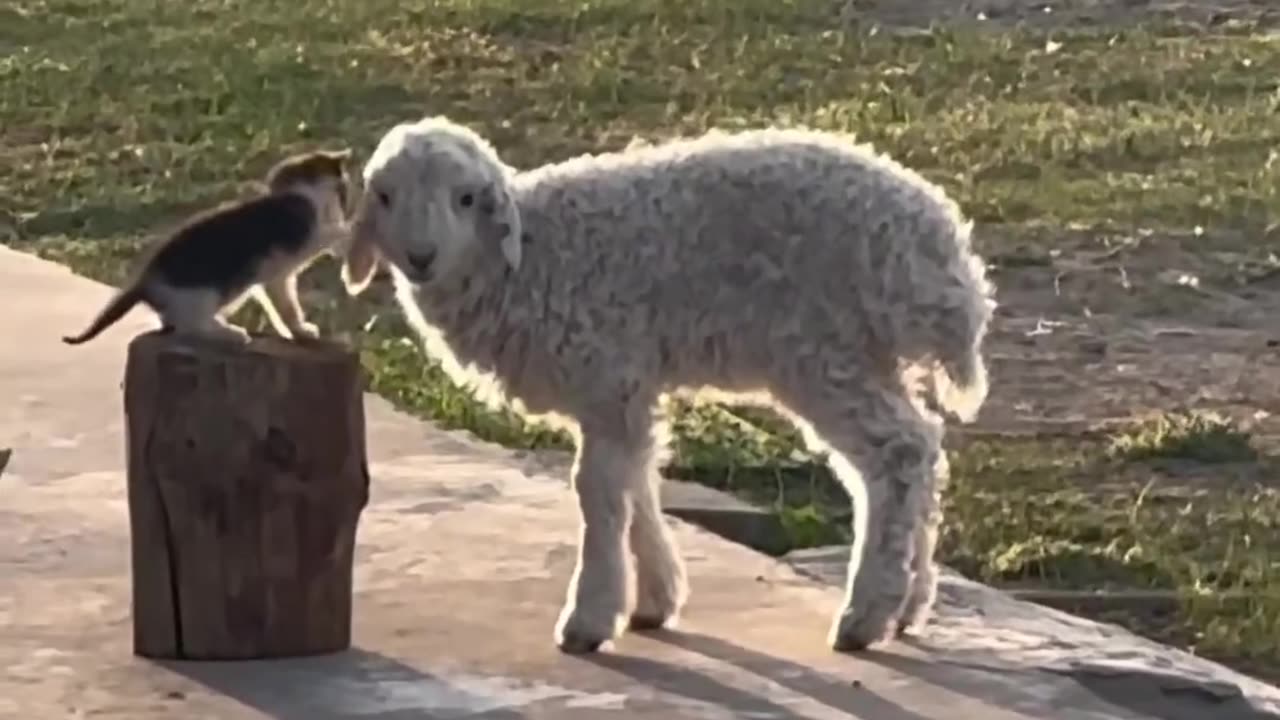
left=660, top=479, right=792, bottom=556
left=3, top=243, right=1280, bottom=720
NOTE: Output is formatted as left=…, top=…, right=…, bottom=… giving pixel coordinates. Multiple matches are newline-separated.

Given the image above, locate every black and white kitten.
left=63, top=149, right=353, bottom=346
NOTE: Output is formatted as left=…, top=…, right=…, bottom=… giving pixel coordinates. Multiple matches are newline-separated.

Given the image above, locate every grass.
left=1107, top=409, right=1259, bottom=463
left=4, top=0, right=1280, bottom=680
left=943, top=422, right=1280, bottom=677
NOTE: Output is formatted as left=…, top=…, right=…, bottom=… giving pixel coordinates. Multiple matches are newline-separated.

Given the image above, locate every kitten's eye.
left=459, top=192, right=474, bottom=208
left=375, top=190, right=391, bottom=208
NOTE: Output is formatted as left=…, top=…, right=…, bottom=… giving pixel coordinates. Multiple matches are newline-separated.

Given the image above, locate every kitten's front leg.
left=219, top=290, right=253, bottom=320
left=257, top=275, right=319, bottom=340
left=207, top=317, right=252, bottom=344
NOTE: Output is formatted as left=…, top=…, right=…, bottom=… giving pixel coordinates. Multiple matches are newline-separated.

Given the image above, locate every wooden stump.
left=123, top=332, right=370, bottom=660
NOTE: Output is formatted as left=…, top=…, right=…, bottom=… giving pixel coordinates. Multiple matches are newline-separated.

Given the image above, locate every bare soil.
left=943, top=226, right=1280, bottom=679
left=841, top=0, right=1279, bottom=29
left=970, top=226, right=1280, bottom=451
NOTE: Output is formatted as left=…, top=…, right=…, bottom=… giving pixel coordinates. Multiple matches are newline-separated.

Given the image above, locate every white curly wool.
left=343, top=115, right=997, bottom=654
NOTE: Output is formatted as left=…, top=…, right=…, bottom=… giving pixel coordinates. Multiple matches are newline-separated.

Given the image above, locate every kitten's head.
left=265, top=148, right=353, bottom=214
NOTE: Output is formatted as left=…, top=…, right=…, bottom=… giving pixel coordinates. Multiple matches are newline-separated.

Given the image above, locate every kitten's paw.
left=219, top=325, right=252, bottom=345
left=182, top=324, right=250, bottom=346
left=290, top=322, right=321, bottom=340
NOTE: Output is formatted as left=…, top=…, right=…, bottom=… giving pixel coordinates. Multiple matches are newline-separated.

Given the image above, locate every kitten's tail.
left=62, top=282, right=146, bottom=345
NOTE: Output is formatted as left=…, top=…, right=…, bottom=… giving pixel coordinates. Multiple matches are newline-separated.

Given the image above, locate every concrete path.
left=3, top=244, right=1279, bottom=719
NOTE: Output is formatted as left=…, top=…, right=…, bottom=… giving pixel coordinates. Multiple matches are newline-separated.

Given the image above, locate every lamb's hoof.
left=895, top=616, right=927, bottom=638
left=895, top=601, right=934, bottom=637
left=895, top=577, right=938, bottom=637
left=829, top=607, right=901, bottom=653
left=554, top=606, right=625, bottom=655
left=629, top=611, right=680, bottom=632
left=629, top=578, right=687, bottom=632
left=556, top=630, right=609, bottom=655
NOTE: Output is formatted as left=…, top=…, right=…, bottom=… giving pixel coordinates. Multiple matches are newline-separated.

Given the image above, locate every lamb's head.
left=342, top=116, right=522, bottom=296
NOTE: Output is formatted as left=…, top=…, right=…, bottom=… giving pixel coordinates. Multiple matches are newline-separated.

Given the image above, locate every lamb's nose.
left=407, top=250, right=436, bottom=273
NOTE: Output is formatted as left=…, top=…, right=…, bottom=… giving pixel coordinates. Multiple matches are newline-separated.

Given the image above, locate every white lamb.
left=341, top=116, right=996, bottom=654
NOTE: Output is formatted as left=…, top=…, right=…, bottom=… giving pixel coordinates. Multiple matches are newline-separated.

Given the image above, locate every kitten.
left=63, top=149, right=353, bottom=346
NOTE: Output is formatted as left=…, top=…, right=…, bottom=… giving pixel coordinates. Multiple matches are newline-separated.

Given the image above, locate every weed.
left=1107, top=410, right=1257, bottom=463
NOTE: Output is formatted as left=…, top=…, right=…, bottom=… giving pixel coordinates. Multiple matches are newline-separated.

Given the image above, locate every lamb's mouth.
left=396, top=260, right=434, bottom=285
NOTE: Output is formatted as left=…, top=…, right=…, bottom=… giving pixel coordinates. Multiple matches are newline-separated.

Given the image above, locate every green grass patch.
left=943, top=431, right=1280, bottom=673
left=1106, top=409, right=1258, bottom=464
left=4, top=0, right=1280, bottom=239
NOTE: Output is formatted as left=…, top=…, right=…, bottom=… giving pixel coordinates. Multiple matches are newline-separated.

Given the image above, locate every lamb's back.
left=511, top=129, right=965, bottom=316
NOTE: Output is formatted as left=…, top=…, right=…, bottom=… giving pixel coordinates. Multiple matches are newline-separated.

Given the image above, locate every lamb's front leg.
left=554, top=431, right=637, bottom=653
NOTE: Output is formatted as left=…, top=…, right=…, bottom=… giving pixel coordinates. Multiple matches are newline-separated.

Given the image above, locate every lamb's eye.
left=375, top=190, right=392, bottom=208
left=459, top=192, right=474, bottom=208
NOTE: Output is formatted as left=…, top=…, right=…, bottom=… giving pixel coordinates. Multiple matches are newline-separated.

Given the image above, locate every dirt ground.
left=966, top=226, right=1280, bottom=453
left=841, top=0, right=1279, bottom=29
left=841, top=2, right=1280, bottom=452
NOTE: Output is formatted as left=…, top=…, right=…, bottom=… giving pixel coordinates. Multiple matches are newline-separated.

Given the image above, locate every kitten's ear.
left=323, top=149, right=353, bottom=174
left=480, top=177, right=522, bottom=272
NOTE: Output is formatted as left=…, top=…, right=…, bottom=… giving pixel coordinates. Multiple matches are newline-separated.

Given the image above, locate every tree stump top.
left=128, top=331, right=358, bottom=365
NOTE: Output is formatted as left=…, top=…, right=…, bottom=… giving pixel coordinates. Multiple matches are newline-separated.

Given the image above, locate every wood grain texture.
left=123, top=332, right=369, bottom=660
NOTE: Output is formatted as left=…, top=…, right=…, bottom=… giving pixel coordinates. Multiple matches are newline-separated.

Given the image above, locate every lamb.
left=341, top=116, right=997, bottom=654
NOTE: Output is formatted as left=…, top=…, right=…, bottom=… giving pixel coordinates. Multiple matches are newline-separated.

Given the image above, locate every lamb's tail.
left=919, top=224, right=996, bottom=424
left=931, top=341, right=989, bottom=424
left=63, top=282, right=146, bottom=345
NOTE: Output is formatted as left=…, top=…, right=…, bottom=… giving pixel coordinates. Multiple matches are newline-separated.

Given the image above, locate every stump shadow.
left=161, top=646, right=529, bottom=719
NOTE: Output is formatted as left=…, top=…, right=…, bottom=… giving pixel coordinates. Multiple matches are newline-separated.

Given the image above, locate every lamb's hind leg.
left=627, top=419, right=688, bottom=631
left=898, top=447, right=947, bottom=636
left=554, top=420, right=646, bottom=654
left=783, top=378, right=942, bottom=651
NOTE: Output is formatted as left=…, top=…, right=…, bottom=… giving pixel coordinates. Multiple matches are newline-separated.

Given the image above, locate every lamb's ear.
left=341, top=198, right=381, bottom=296
left=341, top=235, right=380, bottom=296
left=481, top=178, right=522, bottom=272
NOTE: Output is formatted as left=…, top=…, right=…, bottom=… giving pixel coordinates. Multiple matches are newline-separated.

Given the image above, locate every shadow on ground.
left=161, top=647, right=530, bottom=719
left=875, top=640, right=1280, bottom=720
left=582, top=629, right=932, bottom=720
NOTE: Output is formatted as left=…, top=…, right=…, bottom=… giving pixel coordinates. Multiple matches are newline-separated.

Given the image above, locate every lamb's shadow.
left=159, top=647, right=529, bottom=719
left=580, top=651, right=809, bottom=719
left=652, top=630, right=932, bottom=719
left=584, top=630, right=931, bottom=720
